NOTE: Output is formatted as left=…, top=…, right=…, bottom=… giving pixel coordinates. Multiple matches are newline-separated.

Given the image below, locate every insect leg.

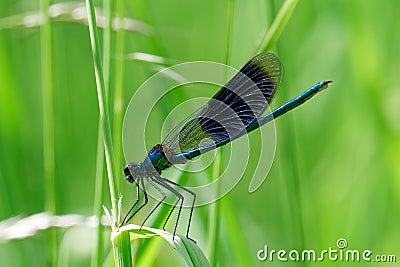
left=161, top=178, right=196, bottom=242
left=120, top=178, right=141, bottom=226
left=139, top=177, right=166, bottom=230
left=153, top=177, right=184, bottom=241
left=163, top=197, right=180, bottom=231
left=121, top=177, right=149, bottom=226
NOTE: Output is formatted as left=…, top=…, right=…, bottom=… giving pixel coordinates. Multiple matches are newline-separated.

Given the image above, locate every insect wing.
left=162, top=52, right=282, bottom=161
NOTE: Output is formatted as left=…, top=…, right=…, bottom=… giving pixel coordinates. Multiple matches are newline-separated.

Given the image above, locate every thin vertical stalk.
left=276, top=69, right=306, bottom=262
left=279, top=120, right=306, bottom=265
left=40, top=0, right=56, bottom=265
left=207, top=151, right=222, bottom=266
left=256, top=0, right=298, bottom=53
left=113, top=0, right=126, bottom=191
left=85, top=0, right=129, bottom=265
left=91, top=0, right=113, bottom=266
left=102, top=0, right=112, bottom=91
left=85, top=0, right=118, bottom=226
left=91, top=126, right=105, bottom=267
left=208, top=0, right=235, bottom=265
left=275, top=82, right=307, bottom=264
left=263, top=0, right=305, bottom=260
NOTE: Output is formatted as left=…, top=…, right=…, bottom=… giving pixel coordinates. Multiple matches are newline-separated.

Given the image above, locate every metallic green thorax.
left=147, top=144, right=179, bottom=173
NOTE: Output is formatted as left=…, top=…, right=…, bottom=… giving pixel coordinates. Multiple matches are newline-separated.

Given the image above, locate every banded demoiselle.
left=121, top=52, right=331, bottom=241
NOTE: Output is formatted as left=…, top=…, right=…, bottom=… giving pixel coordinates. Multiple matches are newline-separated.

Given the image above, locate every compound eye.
left=123, top=165, right=131, bottom=177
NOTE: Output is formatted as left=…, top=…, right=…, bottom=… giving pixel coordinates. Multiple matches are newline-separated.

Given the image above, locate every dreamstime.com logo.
left=257, top=238, right=397, bottom=263
left=122, top=61, right=277, bottom=206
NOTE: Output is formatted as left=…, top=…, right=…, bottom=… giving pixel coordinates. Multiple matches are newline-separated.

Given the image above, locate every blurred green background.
left=1, top=0, right=399, bottom=266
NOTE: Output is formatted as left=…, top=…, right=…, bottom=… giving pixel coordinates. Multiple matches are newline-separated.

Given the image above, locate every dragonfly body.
left=121, top=52, right=331, bottom=241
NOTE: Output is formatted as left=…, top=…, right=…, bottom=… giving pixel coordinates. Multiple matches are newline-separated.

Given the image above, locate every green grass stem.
left=91, top=0, right=113, bottom=265
left=85, top=0, right=118, bottom=224
left=102, top=0, right=113, bottom=92
left=208, top=0, right=235, bottom=264
left=112, top=0, right=126, bottom=191
left=91, top=125, right=105, bottom=267
left=40, top=0, right=57, bottom=265
left=85, top=0, right=131, bottom=265
left=207, top=151, right=222, bottom=266
left=256, top=0, right=298, bottom=53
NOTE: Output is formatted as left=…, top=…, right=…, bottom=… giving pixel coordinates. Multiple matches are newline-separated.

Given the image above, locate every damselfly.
left=121, top=52, right=331, bottom=241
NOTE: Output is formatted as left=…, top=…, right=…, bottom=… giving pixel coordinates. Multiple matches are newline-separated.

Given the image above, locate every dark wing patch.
left=162, top=52, right=282, bottom=159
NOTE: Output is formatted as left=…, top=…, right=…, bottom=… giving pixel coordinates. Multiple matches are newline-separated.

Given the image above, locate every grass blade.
left=91, top=125, right=105, bottom=267
left=120, top=225, right=211, bottom=267
left=40, top=0, right=57, bottom=265
left=84, top=0, right=118, bottom=224
left=209, top=0, right=234, bottom=265
left=91, top=0, right=112, bottom=265
left=112, top=0, right=126, bottom=192
left=85, top=0, right=126, bottom=265
left=256, top=0, right=299, bottom=52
